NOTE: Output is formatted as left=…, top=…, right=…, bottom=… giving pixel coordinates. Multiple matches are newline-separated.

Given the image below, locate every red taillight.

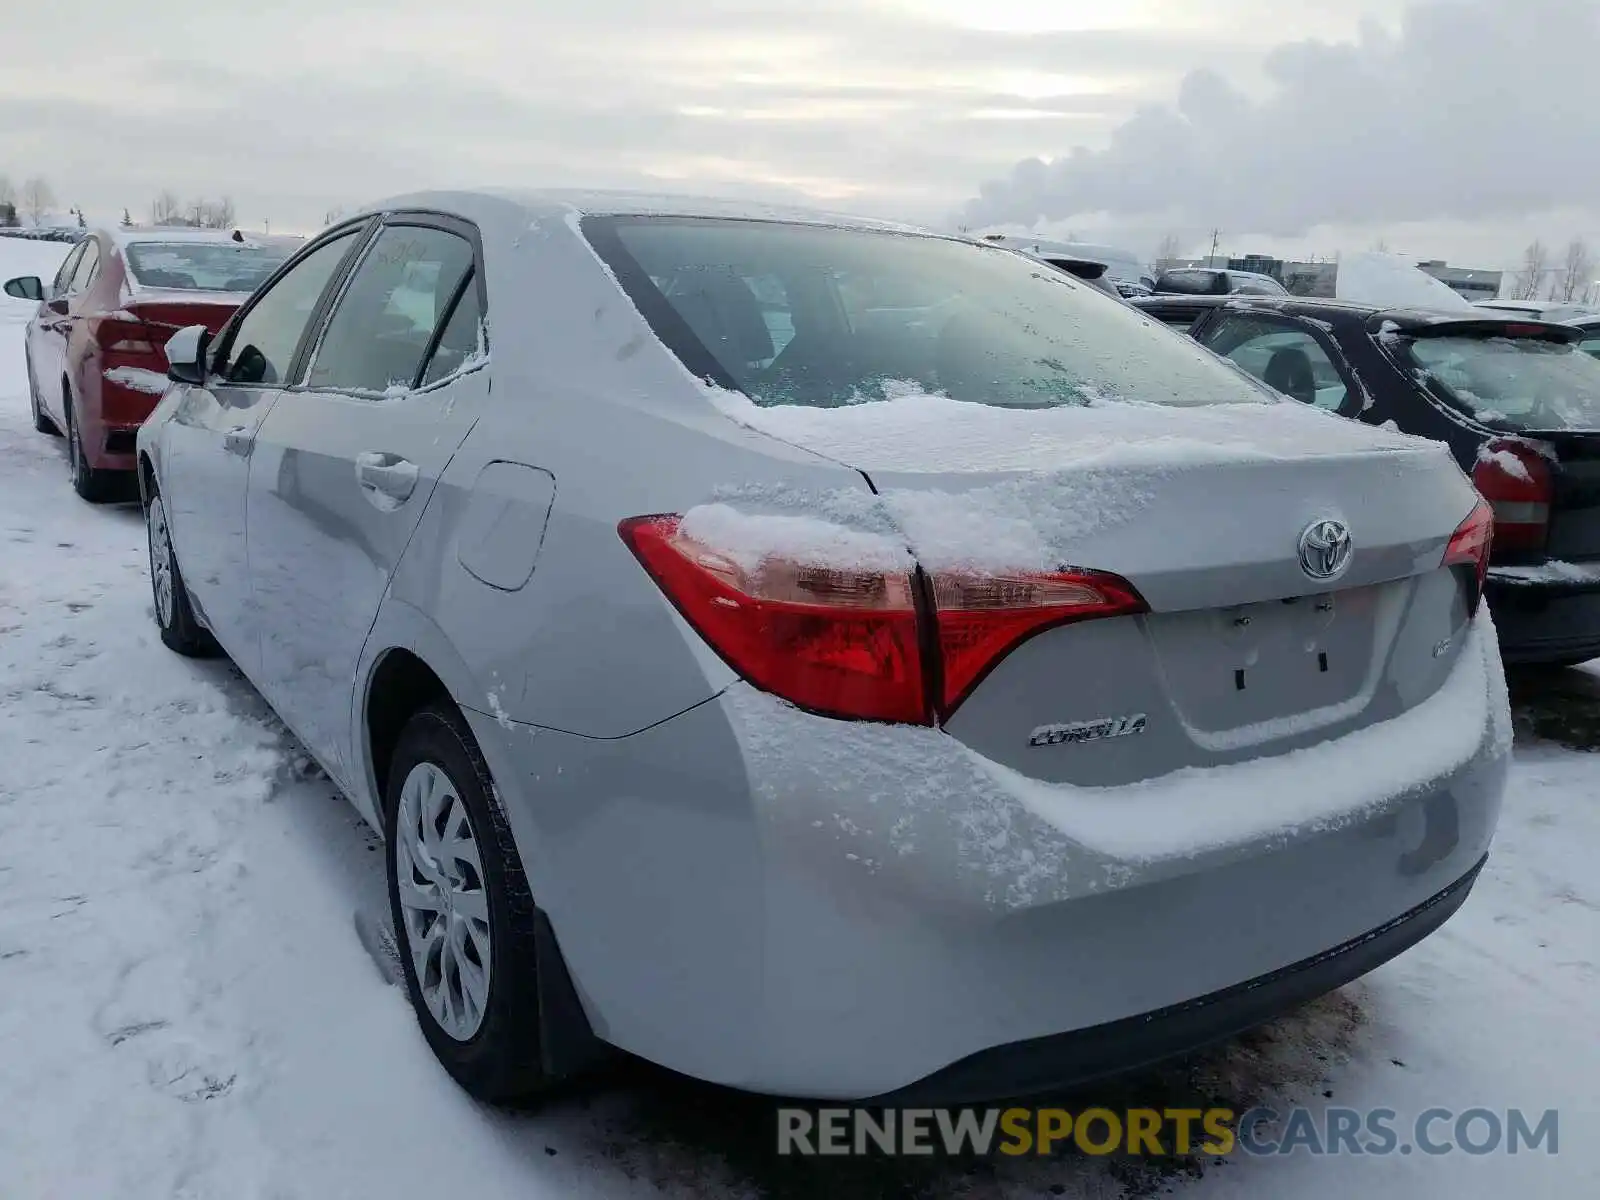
left=619, top=515, right=928, bottom=724
left=619, top=514, right=1146, bottom=725
left=95, top=316, right=159, bottom=356
left=1443, top=499, right=1494, bottom=612
left=1472, top=438, right=1551, bottom=555
left=931, top=569, right=1147, bottom=713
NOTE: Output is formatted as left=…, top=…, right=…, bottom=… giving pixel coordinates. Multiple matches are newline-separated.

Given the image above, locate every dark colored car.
left=3, top=229, right=293, bottom=501
left=1133, top=293, right=1600, bottom=665
left=1154, top=268, right=1289, bottom=298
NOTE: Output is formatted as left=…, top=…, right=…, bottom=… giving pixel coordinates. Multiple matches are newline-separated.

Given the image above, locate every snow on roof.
left=351, top=187, right=934, bottom=236
left=1336, top=251, right=1473, bottom=312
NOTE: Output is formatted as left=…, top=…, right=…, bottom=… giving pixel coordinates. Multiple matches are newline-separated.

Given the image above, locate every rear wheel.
left=145, top=489, right=218, bottom=657
left=64, top=387, right=122, bottom=504
left=386, top=703, right=549, bottom=1103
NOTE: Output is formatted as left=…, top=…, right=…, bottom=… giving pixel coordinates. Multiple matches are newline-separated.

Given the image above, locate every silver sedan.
left=136, top=190, right=1510, bottom=1103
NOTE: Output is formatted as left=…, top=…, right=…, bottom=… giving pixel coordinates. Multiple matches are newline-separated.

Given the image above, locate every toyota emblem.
left=1298, top=519, right=1353, bottom=581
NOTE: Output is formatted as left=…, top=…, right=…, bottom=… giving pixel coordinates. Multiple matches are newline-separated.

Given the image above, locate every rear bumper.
left=1486, top=572, right=1600, bottom=663
left=879, top=855, right=1485, bottom=1104
left=467, top=614, right=1511, bottom=1100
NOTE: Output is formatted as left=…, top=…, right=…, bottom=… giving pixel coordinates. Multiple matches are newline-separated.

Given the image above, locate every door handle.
left=223, top=426, right=255, bottom=457
left=355, top=451, right=419, bottom=505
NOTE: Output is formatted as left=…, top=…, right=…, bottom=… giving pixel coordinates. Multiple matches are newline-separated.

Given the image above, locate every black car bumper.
left=1486, top=572, right=1600, bottom=665
left=875, top=856, right=1486, bottom=1105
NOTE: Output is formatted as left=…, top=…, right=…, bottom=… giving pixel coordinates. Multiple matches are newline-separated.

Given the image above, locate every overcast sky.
left=2, top=0, right=1596, bottom=269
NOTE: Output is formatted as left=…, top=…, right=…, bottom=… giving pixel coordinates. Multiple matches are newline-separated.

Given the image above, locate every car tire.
left=26, top=348, right=59, bottom=436
left=64, top=387, right=122, bottom=504
left=386, top=702, right=549, bottom=1104
left=145, top=489, right=219, bottom=658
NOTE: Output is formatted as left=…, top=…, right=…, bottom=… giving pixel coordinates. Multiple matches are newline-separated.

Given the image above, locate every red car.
left=4, top=230, right=295, bottom=501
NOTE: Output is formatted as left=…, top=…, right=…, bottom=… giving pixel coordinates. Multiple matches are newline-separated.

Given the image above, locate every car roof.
left=353, top=187, right=935, bottom=237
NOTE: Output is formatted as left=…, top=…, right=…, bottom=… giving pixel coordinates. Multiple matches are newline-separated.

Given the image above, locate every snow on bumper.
left=471, top=612, right=1509, bottom=1098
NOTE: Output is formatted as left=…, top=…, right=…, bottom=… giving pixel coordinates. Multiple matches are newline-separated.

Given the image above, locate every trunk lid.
left=124, top=289, right=244, bottom=336
left=716, top=392, right=1482, bottom=784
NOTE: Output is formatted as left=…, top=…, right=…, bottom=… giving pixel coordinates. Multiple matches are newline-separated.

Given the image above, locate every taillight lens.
left=619, top=514, right=1147, bottom=725
left=619, top=515, right=928, bottom=724
left=1443, top=499, right=1494, bottom=613
left=931, top=570, right=1147, bottom=713
left=1472, top=438, right=1551, bottom=555
left=96, top=317, right=159, bottom=356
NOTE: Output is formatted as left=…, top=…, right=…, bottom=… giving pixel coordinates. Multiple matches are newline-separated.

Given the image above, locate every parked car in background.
left=1029, top=252, right=1126, bottom=300
left=1154, top=267, right=1289, bottom=297
left=139, top=190, right=1504, bottom=1106
left=1134, top=292, right=1600, bottom=664
left=1566, top=313, right=1600, bottom=359
left=979, top=234, right=1154, bottom=297
left=3, top=228, right=294, bottom=500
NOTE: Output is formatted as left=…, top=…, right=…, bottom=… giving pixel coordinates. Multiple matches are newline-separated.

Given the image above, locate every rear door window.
left=69, top=241, right=100, bottom=294
left=52, top=243, right=86, bottom=296
left=1201, top=314, right=1350, bottom=411
left=419, top=273, right=486, bottom=388
left=305, top=224, right=476, bottom=394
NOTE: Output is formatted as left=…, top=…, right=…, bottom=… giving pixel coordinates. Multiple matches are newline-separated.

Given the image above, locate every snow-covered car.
left=3, top=228, right=294, bottom=500
left=136, top=190, right=1509, bottom=1105
left=978, top=234, right=1154, bottom=297
left=1154, top=267, right=1290, bottom=297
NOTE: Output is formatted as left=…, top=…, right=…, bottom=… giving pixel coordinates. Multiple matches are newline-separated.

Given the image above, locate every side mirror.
left=3, top=276, right=44, bottom=302
left=165, top=324, right=212, bottom=385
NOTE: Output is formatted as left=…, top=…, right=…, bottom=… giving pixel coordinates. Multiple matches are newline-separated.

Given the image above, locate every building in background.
left=1416, top=261, right=1503, bottom=302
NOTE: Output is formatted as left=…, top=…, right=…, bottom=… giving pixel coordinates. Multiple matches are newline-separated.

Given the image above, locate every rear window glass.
left=1156, top=270, right=1226, bottom=296
left=125, top=242, right=291, bottom=293
left=584, top=217, right=1274, bottom=411
left=1397, top=334, right=1600, bottom=429
left=1580, top=331, right=1600, bottom=361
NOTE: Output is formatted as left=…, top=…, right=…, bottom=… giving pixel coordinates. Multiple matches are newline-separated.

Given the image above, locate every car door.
left=245, top=215, right=487, bottom=780
left=28, top=240, right=87, bottom=428
left=159, top=226, right=369, bottom=674
left=1197, top=312, right=1358, bottom=415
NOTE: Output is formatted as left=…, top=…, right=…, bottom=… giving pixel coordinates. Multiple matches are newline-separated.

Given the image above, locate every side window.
left=419, top=275, right=484, bottom=388
left=52, top=242, right=86, bottom=296
left=1201, top=316, right=1349, bottom=411
left=71, top=241, right=101, bottom=293
left=1581, top=331, right=1600, bottom=361
left=224, top=232, right=359, bottom=386
left=306, top=224, right=475, bottom=394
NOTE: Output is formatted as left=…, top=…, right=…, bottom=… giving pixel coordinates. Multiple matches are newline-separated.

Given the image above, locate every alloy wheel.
left=394, top=761, right=493, bottom=1041
left=147, top=497, right=175, bottom=628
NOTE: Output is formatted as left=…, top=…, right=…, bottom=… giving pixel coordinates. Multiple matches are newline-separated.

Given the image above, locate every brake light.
left=1472, top=438, right=1551, bottom=555
left=619, top=514, right=1146, bottom=725
left=931, top=570, right=1147, bottom=713
left=1443, top=499, right=1494, bottom=613
left=96, top=316, right=159, bottom=356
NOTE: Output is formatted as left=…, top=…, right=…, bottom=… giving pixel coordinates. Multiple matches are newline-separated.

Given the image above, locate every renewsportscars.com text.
left=776, top=1106, right=1559, bottom=1158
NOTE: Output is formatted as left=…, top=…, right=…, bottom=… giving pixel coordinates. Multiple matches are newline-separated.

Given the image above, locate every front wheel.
left=386, top=703, right=549, bottom=1103
left=146, top=490, right=218, bottom=657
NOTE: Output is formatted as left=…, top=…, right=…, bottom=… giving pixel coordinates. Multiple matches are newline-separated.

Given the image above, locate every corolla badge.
left=1297, top=518, right=1353, bottom=581
left=1029, top=714, right=1147, bottom=748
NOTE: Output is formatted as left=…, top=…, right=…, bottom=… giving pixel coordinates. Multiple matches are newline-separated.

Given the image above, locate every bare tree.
left=21, top=177, right=56, bottom=224
left=1513, top=240, right=1550, bottom=301
left=121, top=208, right=134, bottom=228
left=1371, top=236, right=1391, bottom=253
left=1559, top=238, right=1593, bottom=303
left=150, top=190, right=183, bottom=225
left=1154, top=233, right=1183, bottom=271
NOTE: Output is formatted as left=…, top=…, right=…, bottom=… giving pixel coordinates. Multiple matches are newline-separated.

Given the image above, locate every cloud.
left=962, top=0, right=1600, bottom=236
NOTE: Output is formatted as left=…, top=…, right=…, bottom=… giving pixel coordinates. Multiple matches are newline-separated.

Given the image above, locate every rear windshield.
left=125, top=242, right=291, bottom=293
left=1397, top=333, right=1600, bottom=429
left=1156, top=270, right=1227, bottom=296
left=584, top=217, right=1274, bottom=410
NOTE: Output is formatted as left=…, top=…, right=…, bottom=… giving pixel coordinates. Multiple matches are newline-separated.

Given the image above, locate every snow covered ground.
left=0, top=236, right=1595, bottom=1199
